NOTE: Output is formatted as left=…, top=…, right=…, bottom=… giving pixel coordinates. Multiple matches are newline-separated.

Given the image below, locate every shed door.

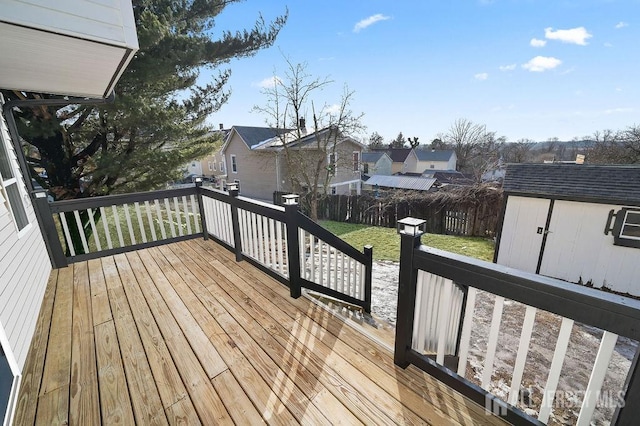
left=496, top=196, right=551, bottom=273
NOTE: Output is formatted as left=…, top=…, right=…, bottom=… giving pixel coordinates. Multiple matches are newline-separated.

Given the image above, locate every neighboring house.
left=495, top=163, right=640, bottom=297
left=373, top=148, right=416, bottom=174
left=185, top=127, right=230, bottom=181
left=199, top=148, right=227, bottom=181
left=361, top=152, right=392, bottom=176
left=221, top=125, right=363, bottom=201
left=363, top=175, right=437, bottom=192
left=0, top=1, right=138, bottom=424
left=415, top=149, right=457, bottom=171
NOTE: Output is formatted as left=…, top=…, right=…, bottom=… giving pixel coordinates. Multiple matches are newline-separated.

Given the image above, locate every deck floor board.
left=15, top=239, right=507, bottom=425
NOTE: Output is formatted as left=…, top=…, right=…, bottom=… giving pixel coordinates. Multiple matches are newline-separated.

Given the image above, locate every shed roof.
left=503, top=163, right=640, bottom=206
left=365, top=175, right=436, bottom=191
left=415, top=149, right=455, bottom=162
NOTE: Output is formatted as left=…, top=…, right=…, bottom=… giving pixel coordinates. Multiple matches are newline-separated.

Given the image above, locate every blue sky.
left=209, top=0, right=639, bottom=143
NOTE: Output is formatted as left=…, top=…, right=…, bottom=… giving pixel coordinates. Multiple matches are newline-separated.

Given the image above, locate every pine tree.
left=4, top=0, right=287, bottom=201
left=389, top=131, right=406, bottom=148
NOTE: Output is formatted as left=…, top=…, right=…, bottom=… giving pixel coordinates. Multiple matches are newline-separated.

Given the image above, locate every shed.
left=495, top=163, right=640, bottom=296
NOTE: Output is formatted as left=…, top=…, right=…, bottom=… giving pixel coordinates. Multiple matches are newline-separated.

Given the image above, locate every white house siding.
left=0, top=104, right=51, bottom=370
left=403, top=151, right=418, bottom=173
left=496, top=196, right=550, bottom=272
left=539, top=200, right=640, bottom=295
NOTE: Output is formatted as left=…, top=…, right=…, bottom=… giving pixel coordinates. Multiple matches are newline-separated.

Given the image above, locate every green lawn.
left=320, top=220, right=495, bottom=262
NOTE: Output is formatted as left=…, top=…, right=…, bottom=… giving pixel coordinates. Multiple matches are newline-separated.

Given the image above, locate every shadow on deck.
left=14, top=239, right=505, bottom=425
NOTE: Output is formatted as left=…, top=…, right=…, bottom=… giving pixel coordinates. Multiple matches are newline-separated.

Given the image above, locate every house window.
left=430, top=164, right=435, bottom=169
left=0, top=131, right=29, bottom=232
left=363, top=163, right=369, bottom=174
left=234, top=179, right=240, bottom=192
left=208, top=162, right=213, bottom=171
left=212, top=162, right=216, bottom=172
left=220, top=162, right=225, bottom=173
left=607, top=208, right=640, bottom=248
left=352, top=152, right=360, bottom=172
left=230, top=155, right=237, bottom=173
left=327, top=153, right=337, bottom=176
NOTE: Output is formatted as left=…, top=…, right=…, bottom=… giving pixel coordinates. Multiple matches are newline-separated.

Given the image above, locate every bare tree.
left=443, top=118, right=494, bottom=173
left=253, top=58, right=364, bottom=219
left=588, top=126, right=640, bottom=164
left=503, top=138, right=534, bottom=163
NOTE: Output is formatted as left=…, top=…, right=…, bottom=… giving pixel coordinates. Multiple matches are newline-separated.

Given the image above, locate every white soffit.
left=0, top=0, right=138, bottom=97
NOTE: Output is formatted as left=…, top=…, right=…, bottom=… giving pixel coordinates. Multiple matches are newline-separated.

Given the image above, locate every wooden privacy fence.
left=35, top=185, right=373, bottom=312
left=274, top=189, right=502, bottom=237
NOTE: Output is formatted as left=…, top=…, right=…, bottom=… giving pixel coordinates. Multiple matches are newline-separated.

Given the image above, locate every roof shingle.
left=503, top=163, right=640, bottom=206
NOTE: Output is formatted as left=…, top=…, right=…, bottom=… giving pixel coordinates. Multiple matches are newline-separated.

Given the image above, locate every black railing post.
left=394, top=217, right=426, bottom=368
left=31, top=190, right=68, bottom=269
left=195, top=179, right=208, bottom=240
left=613, top=347, right=640, bottom=425
left=363, top=245, right=373, bottom=313
left=228, top=186, right=243, bottom=262
left=284, top=194, right=302, bottom=299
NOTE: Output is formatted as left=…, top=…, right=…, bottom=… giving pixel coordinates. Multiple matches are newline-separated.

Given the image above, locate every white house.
left=0, top=2, right=138, bottom=424
left=495, top=163, right=640, bottom=296
left=414, top=149, right=457, bottom=172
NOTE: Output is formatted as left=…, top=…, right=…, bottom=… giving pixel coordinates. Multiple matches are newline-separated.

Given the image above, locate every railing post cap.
left=282, top=193, right=299, bottom=206
left=397, top=217, right=427, bottom=236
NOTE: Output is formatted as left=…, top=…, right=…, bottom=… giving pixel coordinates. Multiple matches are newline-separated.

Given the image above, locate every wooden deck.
left=14, top=239, right=506, bottom=425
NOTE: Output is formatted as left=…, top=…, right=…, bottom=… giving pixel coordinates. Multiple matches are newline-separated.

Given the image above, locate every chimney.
left=299, top=118, right=306, bottom=129
left=219, top=123, right=224, bottom=130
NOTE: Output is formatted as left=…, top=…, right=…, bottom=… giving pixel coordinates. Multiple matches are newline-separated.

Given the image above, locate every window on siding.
left=352, top=152, right=360, bottom=172
left=220, top=162, right=225, bottom=173
left=363, top=163, right=369, bottom=174
left=230, top=155, right=237, bottom=173
left=327, top=153, right=336, bottom=176
left=212, top=162, right=216, bottom=171
left=234, top=179, right=240, bottom=192
left=208, top=162, right=213, bottom=171
left=0, top=133, right=29, bottom=232
left=608, top=208, right=640, bottom=248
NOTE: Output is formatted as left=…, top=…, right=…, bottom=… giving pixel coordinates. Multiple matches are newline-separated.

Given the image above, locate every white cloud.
left=544, top=27, right=592, bottom=45
left=615, top=21, right=628, bottom=29
left=522, top=56, right=562, bottom=72
left=353, top=14, right=390, bottom=33
left=530, top=38, right=547, bottom=47
left=253, top=76, right=282, bottom=89
left=499, top=64, right=517, bottom=71
left=604, top=42, right=613, bottom=48
left=474, top=73, right=489, bottom=81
